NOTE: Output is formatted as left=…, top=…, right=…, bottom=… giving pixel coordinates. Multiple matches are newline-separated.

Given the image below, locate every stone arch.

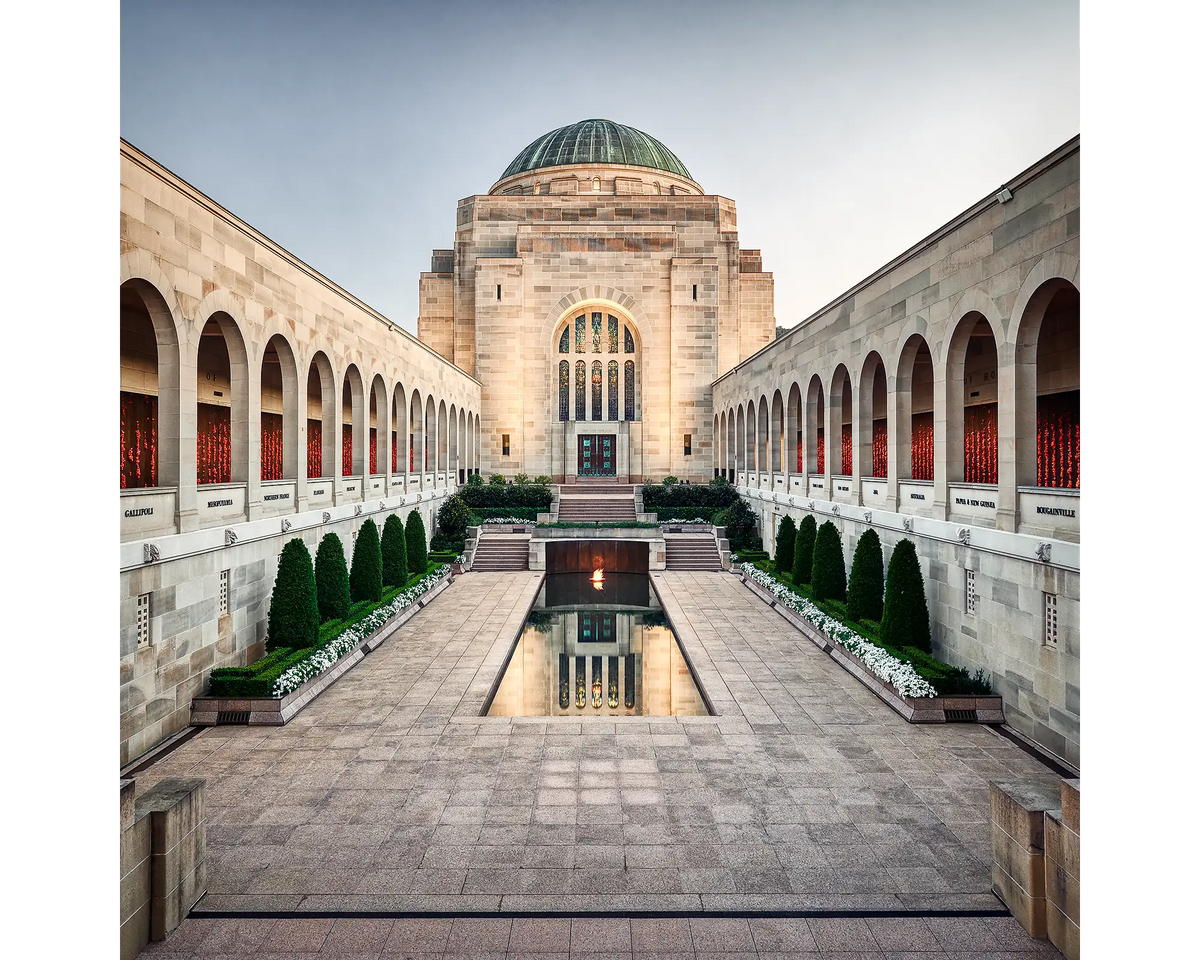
left=755, top=394, right=768, bottom=472
left=726, top=407, right=736, bottom=477
left=945, top=310, right=1000, bottom=485
left=120, top=274, right=182, bottom=490
left=770, top=389, right=784, bottom=473
left=368, top=373, right=388, bottom=475
left=786, top=381, right=802, bottom=475
left=458, top=407, right=467, bottom=482
left=474, top=412, right=481, bottom=473
left=260, top=333, right=299, bottom=481
left=895, top=334, right=935, bottom=481
left=340, top=363, right=366, bottom=477
left=736, top=405, right=746, bottom=473
left=745, top=399, right=756, bottom=471
left=410, top=389, right=425, bottom=474
left=805, top=374, right=825, bottom=474
left=437, top=399, right=449, bottom=472
left=305, top=351, right=336, bottom=478
left=857, top=352, right=887, bottom=480
left=830, top=364, right=853, bottom=477
left=424, top=395, right=436, bottom=473
left=449, top=403, right=459, bottom=476
left=195, top=306, right=250, bottom=484
left=391, top=380, right=407, bottom=475
left=551, top=300, right=642, bottom=423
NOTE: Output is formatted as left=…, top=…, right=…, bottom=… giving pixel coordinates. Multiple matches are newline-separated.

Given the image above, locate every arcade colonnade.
left=714, top=242, right=1080, bottom=542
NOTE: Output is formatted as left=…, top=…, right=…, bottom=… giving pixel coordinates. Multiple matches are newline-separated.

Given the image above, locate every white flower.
left=271, top=564, right=452, bottom=697
left=740, top=562, right=937, bottom=699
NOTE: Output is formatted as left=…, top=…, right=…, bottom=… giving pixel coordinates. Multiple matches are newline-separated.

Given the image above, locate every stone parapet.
left=1045, top=779, right=1080, bottom=960
left=989, top=780, right=1062, bottom=942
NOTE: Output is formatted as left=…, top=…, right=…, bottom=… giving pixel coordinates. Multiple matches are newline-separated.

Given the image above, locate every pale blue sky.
left=121, top=0, right=1079, bottom=333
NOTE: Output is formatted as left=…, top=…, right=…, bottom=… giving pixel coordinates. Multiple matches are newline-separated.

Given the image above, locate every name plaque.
left=1036, top=505, right=1076, bottom=517
left=207, top=498, right=233, bottom=508
left=955, top=496, right=995, bottom=509
left=263, top=492, right=290, bottom=502
left=124, top=507, right=154, bottom=518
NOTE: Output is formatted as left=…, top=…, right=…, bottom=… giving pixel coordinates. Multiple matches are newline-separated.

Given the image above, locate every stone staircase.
left=556, top=491, right=637, bottom=523
left=470, top=533, right=530, bottom=571
left=664, top=533, right=724, bottom=571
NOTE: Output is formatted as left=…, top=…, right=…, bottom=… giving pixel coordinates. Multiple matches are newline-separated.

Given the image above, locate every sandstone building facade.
left=119, top=121, right=1080, bottom=772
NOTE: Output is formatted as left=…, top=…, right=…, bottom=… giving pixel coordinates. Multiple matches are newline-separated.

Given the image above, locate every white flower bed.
left=481, top=517, right=533, bottom=524
left=740, top=562, right=937, bottom=699
left=660, top=518, right=710, bottom=525
left=271, top=564, right=451, bottom=697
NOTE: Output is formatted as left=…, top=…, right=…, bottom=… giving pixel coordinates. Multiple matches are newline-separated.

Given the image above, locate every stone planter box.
left=191, top=576, right=452, bottom=727
left=740, top=572, right=1004, bottom=725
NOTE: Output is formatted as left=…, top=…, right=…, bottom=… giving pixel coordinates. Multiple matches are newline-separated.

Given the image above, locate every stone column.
left=177, top=342, right=199, bottom=533
left=996, top=351, right=1018, bottom=531
left=885, top=375, right=900, bottom=513
left=934, top=369, right=951, bottom=521
left=246, top=363, right=262, bottom=521
left=294, top=372, right=308, bottom=514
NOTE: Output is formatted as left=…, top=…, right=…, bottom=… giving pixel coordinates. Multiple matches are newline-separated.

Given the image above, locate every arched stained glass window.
left=591, top=313, right=602, bottom=352
left=559, top=361, right=569, bottom=421
left=608, top=361, right=618, bottom=420
left=575, top=315, right=586, bottom=352
left=624, top=326, right=635, bottom=353
left=558, top=327, right=569, bottom=353
left=591, top=361, right=603, bottom=420
left=624, top=361, right=635, bottom=421
left=608, top=316, right=618, bottom=353
left=575, top=361, right=586, bottom=420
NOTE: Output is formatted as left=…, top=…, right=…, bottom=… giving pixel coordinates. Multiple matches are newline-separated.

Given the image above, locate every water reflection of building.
left=487, top=582, right=706, bottom=717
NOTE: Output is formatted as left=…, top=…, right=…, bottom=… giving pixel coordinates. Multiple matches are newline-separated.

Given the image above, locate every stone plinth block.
left=989, top=780, right=1060, bottom=939
left=119, top=791, right=152, bottom=960
left=120, top=778, right=135, bottom=831
left=135, top=777, right=207, bottom=941
left=1045, top=803, right=1080, bottom=960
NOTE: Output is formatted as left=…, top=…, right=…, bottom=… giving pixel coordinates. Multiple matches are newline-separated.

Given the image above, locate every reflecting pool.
left=485, top=572, right=709, bottom=717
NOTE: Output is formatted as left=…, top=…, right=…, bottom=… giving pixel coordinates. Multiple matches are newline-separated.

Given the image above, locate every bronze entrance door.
left=577, top=434, right=615, bottom=477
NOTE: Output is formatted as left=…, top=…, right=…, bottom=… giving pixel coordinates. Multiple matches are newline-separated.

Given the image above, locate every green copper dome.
left=500, top=119, right=692, bottom=181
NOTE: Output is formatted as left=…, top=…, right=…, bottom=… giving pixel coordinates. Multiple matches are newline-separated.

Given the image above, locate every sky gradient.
left=121, top=0, right=1079, bottom=334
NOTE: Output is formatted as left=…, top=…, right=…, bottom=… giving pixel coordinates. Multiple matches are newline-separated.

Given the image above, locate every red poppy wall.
left=910, top=413, right=934, bottom=481
left=840, top=424, right=852, bottom=475
left=197, top=403, right=231, bottom=484
left=871, top=419, right=887, bottom=479
left=1037, top=390, right=1080, bottom=488
left=120, top=391, right=157, bottom=489
left=963, top=403, right=998, bottom=484
left=341, top=424, right=353, bottom=476
left=260, top=413, right=283, bottom=481
left=306, top=419, right=322, bottom=478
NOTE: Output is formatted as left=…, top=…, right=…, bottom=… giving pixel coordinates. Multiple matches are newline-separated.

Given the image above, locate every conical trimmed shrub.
left=811, top=520, right=846, bottom=602
left=267, top=538, right=318, bottom=651
left=775, top=515, right=796, bottom=577
left=381, top=514, right=408, bottom=589
left=880, top=538, right=931, bottom=653
left=846, top=528, right=884, bottom=623
left=314, top=532, right=351, bottom=623
left=349, top=518, right=383, bottom=603
left=792, top=514, right=818, bottom=585
left=405, top=509, right=428, bottom=578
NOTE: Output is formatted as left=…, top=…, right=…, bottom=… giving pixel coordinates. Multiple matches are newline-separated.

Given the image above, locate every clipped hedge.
left=266, top=538, right=319, bottom=651
left=775, top=515, right=796, bottom=575
left=792, top=514, right=817, bottom=586
left=641, top=482, right=739, bottom=511
left=381, top=514, right=408, bottom=590
left=459, top=483, right=551, bottom=509
left=811, top=521, right=846, bottom=602
left=405, top=509, right=429, bottom=577
left=846, top=528, right=884, bottom=623
left=349, top=518, right=383, bottom=603
left=314, top=533, right=351, bottom=624
left=880, top=538, right=932, bottom=654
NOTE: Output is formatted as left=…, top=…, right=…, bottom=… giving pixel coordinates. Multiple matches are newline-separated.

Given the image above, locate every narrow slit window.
left=219, top=569, right=230, bottom=614
left=136, top=593, right=151, bottom=647
left=692, top=284, right=697, bottom=301
left=1044, top=592, right=1058, bottom=647
left=684, top=434, right=692, bottom=456
left=497, top=284, right=502, bottom=300
left=965, top=569, right=976, bottom=616
left=502, top=434, right=511, bottom=457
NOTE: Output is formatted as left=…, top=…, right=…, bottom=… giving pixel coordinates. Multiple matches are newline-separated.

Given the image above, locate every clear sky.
left=120, top=0, right=1079, bottom=333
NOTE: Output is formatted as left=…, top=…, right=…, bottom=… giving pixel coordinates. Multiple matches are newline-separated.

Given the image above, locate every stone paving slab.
left=133, top=570, right=1063, bottom=955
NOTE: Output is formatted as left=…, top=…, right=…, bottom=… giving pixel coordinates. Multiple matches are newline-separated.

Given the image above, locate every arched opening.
left=410, top=390, right=423, bottom=473
left=458, top=407, right=467, bottom=483
left=947, top=314, right=999, bottom=484
left=770, top=390, right=784, bottom=473
left=805, top=376, right=825, bottom=474
left=368, top=375, right=387, bottom=476
left=341, top=365, right=365, bottom=477
left=714, top=414, right=722, bottom=478
left=260, top=336, right=297, bottom=481
left=306, top=352, right=336, bottom=479
left=744, top=400, right=755, bottom=471
left=858, top=352, right=887, bottom=480
left=725, top=408, right=735, bottom=477
left=475, top=413, right=481, bottom=474
left=553, top=310, right=640, bottom=423
left=424, top=396, right=436, bottom=472
left=120, top=280, right=180, bottom=489
left=438, top=399, right=449, bottom=472
left=391, top=382, right=407, bottom=475
left=756, top=395, right=769, bottom=473
left=830, top=365, right=852, bottom=477
left=449, top=403, right=459, bottom=477
left=735, top=406, right=746, bottom=472
left=896, top=337, right=934, bottom=481
left=786, top=382, right=801, bottom=475
left=197, top=313, right=248, bottom=484
left=1016, top=282, right=1080, bottom=488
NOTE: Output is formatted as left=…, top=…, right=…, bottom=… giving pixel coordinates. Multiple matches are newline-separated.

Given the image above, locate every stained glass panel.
left=575, top=315, right=586, bottom=352
left=575, top=360, right=586, bottom=420
left=591, top=313, right=602, bottom=352
left=608, top=360, right=618, bottom=420
left=558, top=327, right=569, bottom=354
left=608, top=315, right=618, bottom=353
left=559, top=360, right=569, bottom=421
left=624, top=360, right=635, bottom=421
left=591, top=360, right=602, bottom=420
left=624, top=325, right=635, bottom=353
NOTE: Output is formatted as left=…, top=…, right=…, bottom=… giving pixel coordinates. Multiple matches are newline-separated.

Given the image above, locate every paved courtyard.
left=133, top=570, right=1063, bottom=955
